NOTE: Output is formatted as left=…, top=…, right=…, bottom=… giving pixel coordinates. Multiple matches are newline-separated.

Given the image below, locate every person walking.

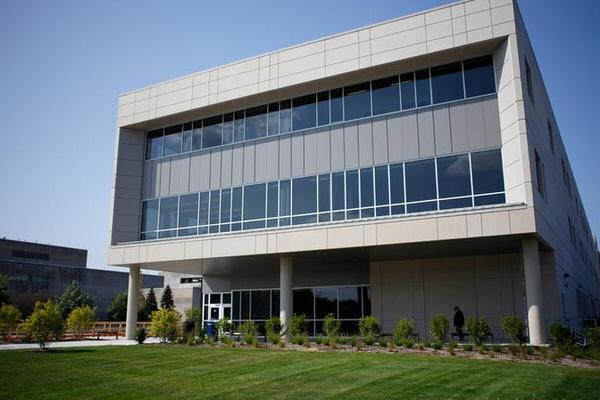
left=453, top=306, right=465, bottom=341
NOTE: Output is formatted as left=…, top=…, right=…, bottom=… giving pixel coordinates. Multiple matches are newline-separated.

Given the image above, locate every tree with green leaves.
left=67, top=305, right=95, bottom=339
left=146, top=288, right=159, bottom=315
left=58, top=281, right=92, bottom=319
left=150, top=308, right=182, bottom=343
left=160, top=285, right=174, bottom=309
left=23, top=300, right=64, bottom=350
left=107, top=292, right=128, bottom=321
left=0, top=304, right=22, bottom=339
left=0, top=273, right=10, bottom=305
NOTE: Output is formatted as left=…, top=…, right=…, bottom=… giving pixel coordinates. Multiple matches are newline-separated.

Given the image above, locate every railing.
left=0, top=321, right=153, bottom=342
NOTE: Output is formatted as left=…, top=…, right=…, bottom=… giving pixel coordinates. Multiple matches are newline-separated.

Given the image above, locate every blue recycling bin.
left=206, top=321, right=215, bottom=338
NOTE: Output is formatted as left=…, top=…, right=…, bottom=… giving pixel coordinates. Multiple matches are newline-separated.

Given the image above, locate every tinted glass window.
left=147, top=129, right=163, bottom=159
left=332, top=172, right=345, bottom=210
left=346, top=170, right=359, bottom=209
left=292, top=176, right=317, bottom=215
left=182, top=122, right=193, bottom=152
left=293, top=289, right=314, bottom=319
left=360, top=168, right=374, bottom=207
left=331, top=88, right=343, bottom=123
left=471, top=149, right=504, bottom=194
left=279, top=180, right=291, bottom=216
left=372, top=76, right=400, bottom=115
left=202, top=116, right=222, bottom=148
left=234, top=111, right=245, bottom=142
left=317, top=91, right=330, bottom=126
left=463, top=55, right=495, bottom=97
left=244, top=183, right=266, bottom=220
left=338, top=287, right=361, bottom=319
left=271, top=290, right=280, bottom=317
left=375, top=166, right=389, bottom=205
left=315, top=288, right=337, bottom=319
left=318, top=174, right=330, bottom=212
left=405, top=159, right=436, bottom=202
left=431, top=62, right=464, bottom=104
left=192, top=121, right=202, bottom=150
left=241, top=291, right=250, bottom=319
left=159, top=197, right=178, bottom=230
left=209, top=191, right=220, bottom=225
left=163, top=125, right=183, bottom=156
left=222, top=113, right=234, bottom=145
left=389, top=163, right=404, bottom=204
left=292, top=94, right=316, bottom=131
left=220, top=189, right=231, bottom=223
left=267, top=182, right=278, bottom=218
left=231, top=187, right=243, bottom=222
left=245, top=105, right=267, bottom=140
left=280, top=100, right=291, bottom=133
left=362, top=286, right=371, bottom=315
left=344, top=82, right=371, bottom=120
left=400, top=72, right=415, bottom=110
left=415, top=69, right=431, bottom=107
left=232, top=291, right=240, bottom=320
left=268, top=103, right=279, bottom=136
left=198, top=192, right=209, bottom=225
left=437, top=154, right=471, bottom=198
left=251, top=290, right=270, bottom=320
left=178, top=194, right=198, bottom=227
left=141, top=199, right=159, bottom=232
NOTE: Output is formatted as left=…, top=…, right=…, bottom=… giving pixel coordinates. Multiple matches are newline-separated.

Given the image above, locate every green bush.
left=107, top=292, right=128, bottom=322
left=363, top=335, right=375, bottom=346
left=586, top=327, right=600, bottom=351
left=323, top=313, right=341, bottom=338
left=403, top=338, right=414, bottom=349
left=265, top=316, right=282, bottom=336
left=431, top=341, right=442, bottom=350
left=358, top=316, right=380, bottom=337
left=508, top=344, right=520, bottom=356
left=291, top=335, right=304, bottom=346
left=422, top=339, right=432, bottom=348
left=463, top=343, right=474, bottom=352
left=66, top=305, right=95, bottom=339
left=465, top=316, right=490, bottom=346
left=184, top=307, right=202, bottom=338
left=348, top=336, right=357, bottom=347
left=378, top=336, right=387, bottom=347
left=135, top=327, right=147, bottom=344
left=393, top=318, right=415, bottom=344
left=491, top=343, right=502, bottom=353
left=290, top=314, right=308, bottom=336
left=429, top=314, right=449, bottom=343
left=539, top=346, right=548, bottom=359
left=215, top=317, right=232, bottom=338
left=150, top=308, right=182, bottom=344
left=23, top=300, right=64, bottom=350
left=0, top=304, right=22, bottom=339
left=548, top=323, right=575, bottom=351
left=239, top=320, right=259, bottom=344
left=267, top=333, right=280, bottom=345
left=315, top=335, right=323, bottom=345
left=58, top=281, right=92, bottom=319
left=500, top=316, right=526, bottom=344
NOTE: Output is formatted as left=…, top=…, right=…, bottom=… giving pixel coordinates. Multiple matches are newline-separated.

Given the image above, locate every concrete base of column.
left=522, top=237, right=546, bottom=345
left=125, top=265, right=140, bottom=340
left=279, top=256, right=293, bottom=340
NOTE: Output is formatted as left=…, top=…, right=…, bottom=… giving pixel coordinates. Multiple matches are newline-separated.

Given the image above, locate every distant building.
left=143, top=272, right=203, bottom=319
left=0, top=238, right=163, bottom=319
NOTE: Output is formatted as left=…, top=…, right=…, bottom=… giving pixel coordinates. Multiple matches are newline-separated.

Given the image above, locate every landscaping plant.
left=392, top=318, right=415, bottom=345
left=0, top=303, right=21, bottom=340
left=239, top=320, right=258, bottom=345
left=429, top=314, right=449, bottom=343
left=323, top=313, right=341, bottom=341
left=465, top=316, right=490, bottom=346
left=135, top=327, right=147, bottom=344
left=107, top=292, right=128, bottom=321
left=66, top=305, right=95, bottom=339
left=500, top=315, right=526, bottom=344
left=150, top=308, right=182, bottom=343
left=290, top=314, right=308, bottom=336
left=58, top=281, right=92, bottom=319
left=549, top=323, right=575, bottom=352
left=358, top=316, right=380, bottom=338
left=215, top=316, right=232, bottom=338
left=23, top=300, right=64, bottom=350
left=160, top=285, right=175, bottom=309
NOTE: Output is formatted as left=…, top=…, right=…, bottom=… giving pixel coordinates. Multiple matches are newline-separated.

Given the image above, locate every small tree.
left=430, top=314, right=449, bottom=343
left=160, top=285, right=175, bottom=309
left=0, top=304, right=22, bottom=339
left=150, top=308, right=182, bottom=343
left=23, top=300, right=64, bottom=350
left=239, top=320, right=259, bottom=345
left=393, top=318, right=415, bottom=344
left=359, top=316, right=380, bottom=338
left=67, top=305, right=96, bottom=339
left=146, top=288, right=159, bottom=315
left=290, top=314, right=308, bottom=336
left=586, top=327, right=600, bottom=351
left=137, top=291, right=148, bottom=321
left=0, top=273, right=10, bottom=305
left=185, top=307, right=202, bottom=337
left=465, top=316, right=490, bottom=345
left=107, top=292, right=128, bottom=321
left=323, top=313, right=341, bottom=339
left=58, top=281, right=92, bottom=319
left=215, top=317, right=232, bottom=338
left=500, top=316, right=525, bottom=344
left=265, top=316, right=282, bottom=336
left=549, top=323, right=575, bottom=351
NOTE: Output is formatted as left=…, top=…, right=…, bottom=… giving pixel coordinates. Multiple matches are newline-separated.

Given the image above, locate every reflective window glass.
left=268, top=103, right=279, bottom=136
left=234, top=111, right=245, bottom=142
left=372, top=76, right=400, bottom=115
left=474, top=193, right=505, bottom=206
left=405, top=159, right=436, bottom=202
left=241, top=291, right=250, bottom=319
left=243, top=183, right=266, bottom=221
left=400, top=72, right=416, bottom=110
left=279, top=180, right=291, bottom=216
left=375, top=166, right=389, bottom=206
left=471, top=149, right=504, bottom=194
left=440, top=197, right=472, bottom=210
left=198, top=192, right=209, bottom=225
left=345, top=170, right=359, bottom=209
left=192, top=120, right=202, bottom=150
left=141, top=199, right=159, bottom=232
left=431, top=62, right=464, bottom=104
left=292, top=176, right=317, bottom=215
left=178, top=194, right=198, bottom=228
left=464, top=55, right=495, bottom=97
left=344, top=82, right=371, bottom=120
left=231, top=187, right=242, bottom=222
left=317, top=91, right=330, bottom=126
left=280, top=100, right=291, bottom=133
left=220, top=189, right=231, bottom=223
left=271, top=290, right=280, bottom=317
left=245, top=105, right=267, bottom=140
left=251, top=290, right=270, bottom=320
left=267, top=182, right=278, bottom=218
left=389, top=163, right=404, bottom=204
left=437, top=154, right=471, bottom=198
left=293, top=289, right=314, bottom=319
left=159, top=197, right=178, bottom=230
left=360, top=168, right=374, bottom=207
left=415, top=69, right=431, bottom=107
left=232, top=291, right=240, bottom=320
left=202, top=116, right=223, bottom=148
left=332, top=172, right=345, bottom=211
left=146, top=129, right=163, bottom=159
left=362, top=286, right=371, bottom=316
left=318, top=174, right=330, bottom=212
left=330, top=88, right=343, bottom=123
left=164, top=125, right=183, bottom=156
left=209, top=191, right=220, bottom=225
left=182, top=122, right=193, bottom=152
left=222, top=113, right=233, bottom=144
left=338, top=287, right=361, bottom=319
left=292, top=94, right=316, bottom=131
left=315, top=288, right=337, bottom=319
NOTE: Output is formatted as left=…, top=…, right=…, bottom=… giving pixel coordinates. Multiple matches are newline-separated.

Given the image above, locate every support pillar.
left=279, top=256, right=293, bottom=339
left=522, top=238, right=546, bottom=345
left=125, top=265, right=140, bottom=340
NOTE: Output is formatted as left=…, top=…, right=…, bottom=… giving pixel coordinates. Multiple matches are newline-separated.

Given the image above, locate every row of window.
left=140, top=149, right=505, bottom=240
left=145, top=55, right=496, bottom=160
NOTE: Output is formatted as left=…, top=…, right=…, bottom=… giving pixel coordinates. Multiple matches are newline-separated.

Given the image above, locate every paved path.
left=0, top=337, right=161, bottom=351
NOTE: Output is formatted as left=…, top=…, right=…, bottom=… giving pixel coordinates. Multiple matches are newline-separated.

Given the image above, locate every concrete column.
left=279, top=256, right=293, bottom=339
left=125, top=265, right=140, bottom=340
left=522, top=238, right=546, bottom=345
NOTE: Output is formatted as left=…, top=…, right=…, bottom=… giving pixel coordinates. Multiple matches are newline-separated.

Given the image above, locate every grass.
left=0, top=345, right=599, bottom=399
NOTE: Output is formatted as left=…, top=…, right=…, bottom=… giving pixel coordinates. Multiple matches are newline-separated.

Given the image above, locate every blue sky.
left=0, top=0, right=598, bottom=271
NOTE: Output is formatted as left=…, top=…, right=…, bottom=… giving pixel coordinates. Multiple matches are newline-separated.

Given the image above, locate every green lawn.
left=0, top=346, right=599, bottom=399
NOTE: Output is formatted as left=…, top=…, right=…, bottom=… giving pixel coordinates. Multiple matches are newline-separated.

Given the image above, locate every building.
left=0, top=238, right=163, bottom=319
left=143, top=272, right=203, bottom=318
left=108, top=0, right=600, bottom=343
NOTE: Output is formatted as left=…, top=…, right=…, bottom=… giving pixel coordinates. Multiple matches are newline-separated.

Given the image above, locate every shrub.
left=0, top=304, right=22, bottom=339
left=107, top=292, right=128, bottom=321
left=422, top=339, right=432, bottom=348
left=135, top=327, right=147, bottom=344
left=431, top=341, right=442, bottom=350
left=321, top=336, right=330, bottom=346
left=477, top=345, right=486, bottom=354
left=403, top=338, right=414, bottom=349
left=465, top=316, right=490, bottom=346
left=58, top=281, right=92, bottom=319
left=491, top=343, right=502, bottom=353
left=23, top=300, right=64, bottom=350
left=267, top=333, right=280, bottom=345
left=315, top=335, right=323, bottom=345
left=303, top=336, right=310, bottom=348
left=430, top=314, right=449, bottom=343
left=586, top=327, right=600, bottom=351
left=507, top=344, right=520, bottom=356
left=548, top=323, right=575, bottom=351
left=358, top=316, right=380, bottom=338
left=416, top=343, right=425, bottom=351
left=290, top=314, right=308, bottom=336
left=184, top=307, right=202, bottom=337
left=66, top=305, right=95, bottom=339
left=150, top=308, right=182, bottom=343
left=348, top=336, right=357, bottom=347
left=265, top=316, right=282, bottom=336
left=500, top=316, right=526, bottom=344
left=378, top=336, right=387, bottom=347
left=291, top=335, right=304, bottom=346
left=393, top=318, right=415, bottom=344
left=323, top=313, right=341, bottom=338
left=463, top=343, right=474, bottom=352
left=364, top=335, right=375, bottom=346
left=239, top=320, right=258, bottom=345
left=215, top=317, right=232, bottom=338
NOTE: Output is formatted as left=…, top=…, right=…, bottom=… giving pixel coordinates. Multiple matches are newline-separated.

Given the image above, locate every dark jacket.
left=453, top=310, right=465, bottom=327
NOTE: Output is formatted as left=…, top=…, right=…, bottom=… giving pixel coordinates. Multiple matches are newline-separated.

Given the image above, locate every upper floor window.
left=548, top=121, right=555, bottom=154
left=463, top=55, right=495, bottom=98
left=534, top=150, right=546, bottom=198
left=525, top=58, right=534, bottom=104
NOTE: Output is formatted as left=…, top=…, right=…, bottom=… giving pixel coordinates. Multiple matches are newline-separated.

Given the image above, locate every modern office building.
left=0, top=238, right=163, bottom=319
left=108, top=0, right=600, bottom=344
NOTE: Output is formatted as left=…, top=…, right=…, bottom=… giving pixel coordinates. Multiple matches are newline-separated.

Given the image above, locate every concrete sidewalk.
left=0, top=337, right=161, bottom=351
